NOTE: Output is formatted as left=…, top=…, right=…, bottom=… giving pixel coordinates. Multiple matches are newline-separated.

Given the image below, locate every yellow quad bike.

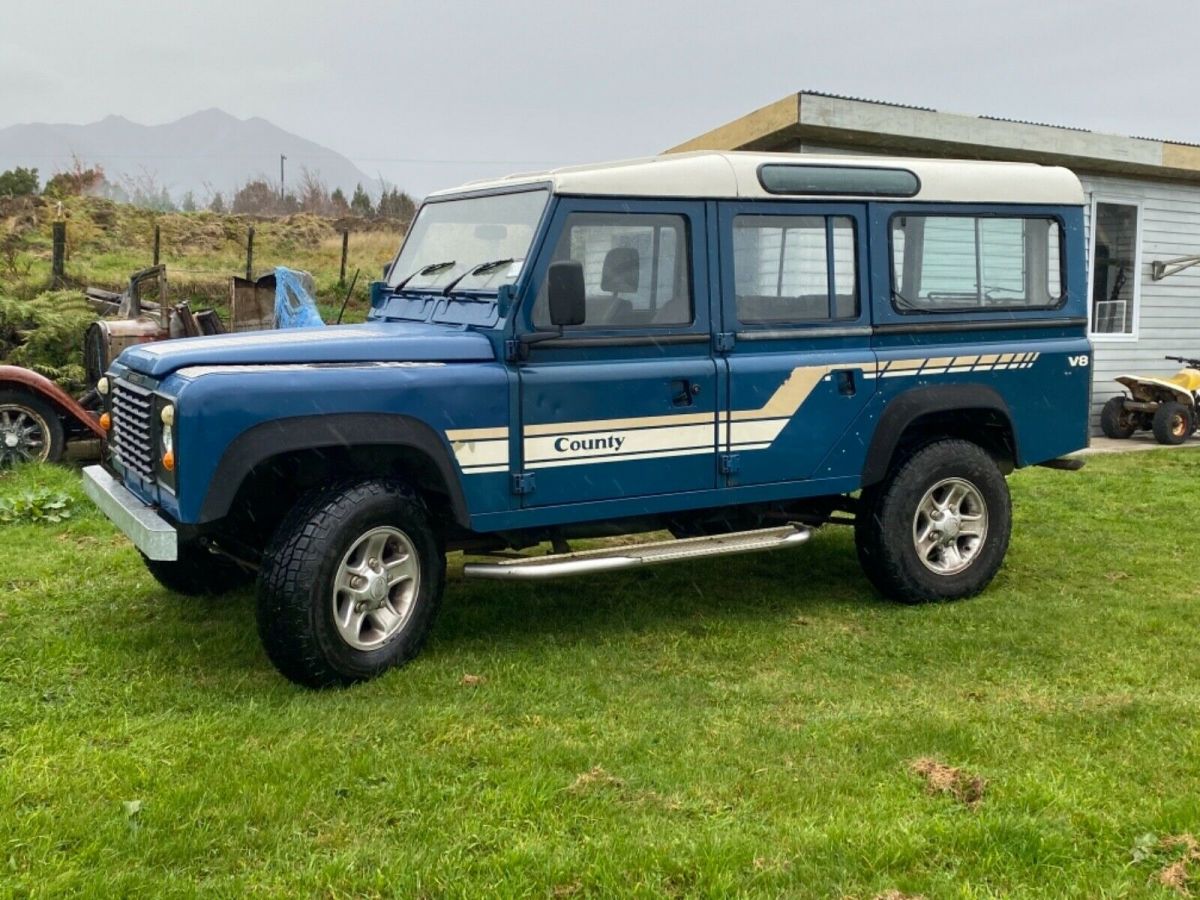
left=1101, top=355, right=1200, bottom=445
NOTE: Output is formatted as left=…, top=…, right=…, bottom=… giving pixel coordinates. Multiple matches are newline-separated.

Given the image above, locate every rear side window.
left=891, top=215, right=1064, bottom=312
left=732, top=215, right=857, bottom=323
left=532, top=212, right=692, bottom=328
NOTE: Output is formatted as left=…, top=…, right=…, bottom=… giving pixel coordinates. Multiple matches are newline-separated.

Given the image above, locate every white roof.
left=428, top=150, right=1084, bottom=205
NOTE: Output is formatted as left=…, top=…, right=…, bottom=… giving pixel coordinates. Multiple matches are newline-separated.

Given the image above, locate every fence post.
left=153, top=224, right=161, bottom=266
left=51, top=221, right=66, bottom=287
left=245, top=226, right=255, bottom=280
left=339, top=230, right=349, bottom=286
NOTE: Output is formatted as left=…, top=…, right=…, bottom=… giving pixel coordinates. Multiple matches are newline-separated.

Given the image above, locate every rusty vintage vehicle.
left=1, top=265, right=232, bottom=467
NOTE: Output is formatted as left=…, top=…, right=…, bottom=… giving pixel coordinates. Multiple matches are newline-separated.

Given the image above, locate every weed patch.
left=0, top=485, right=73, bottom=523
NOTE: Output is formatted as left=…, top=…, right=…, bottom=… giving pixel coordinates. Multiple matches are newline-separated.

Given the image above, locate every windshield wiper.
left=441, top=258, right=514, bottom=297
left=393, top=260, right=456, bottom=292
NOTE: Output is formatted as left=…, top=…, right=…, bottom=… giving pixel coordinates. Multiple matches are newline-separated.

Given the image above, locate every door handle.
left=835, top=369, right=856, bottom=397
left=672, top=379, right=701, bottom=407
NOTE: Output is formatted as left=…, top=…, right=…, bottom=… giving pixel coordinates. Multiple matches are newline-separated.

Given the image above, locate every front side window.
left=890, top=215, right=1064, bottom=312
left=533, top=212, right=692, bottom=328
left=1090, top=201, right=1139, bottom=336
left=732, top=215, right=857, bottom=323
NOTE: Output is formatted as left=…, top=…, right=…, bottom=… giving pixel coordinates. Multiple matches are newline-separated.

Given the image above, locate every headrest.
left=601, top=246, right=640, bottom=294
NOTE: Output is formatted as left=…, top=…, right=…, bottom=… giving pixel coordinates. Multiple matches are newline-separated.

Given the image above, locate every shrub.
left=0, top=167, right=39, bottom=198
left=0, top=291, right=96, bottom=391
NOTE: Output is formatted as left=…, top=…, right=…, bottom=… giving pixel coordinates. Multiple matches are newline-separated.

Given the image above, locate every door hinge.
left=511, top=472, right=536, bottom=495
left=504, top=339, right=522, bottom=362
left=719, top=453, right=740, bottom=475
left=713, top=331, right=736, bottom=353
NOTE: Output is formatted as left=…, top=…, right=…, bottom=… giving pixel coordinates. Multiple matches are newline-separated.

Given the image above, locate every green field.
left=2, top=451, right=1199, bottom=897
left=1, top=194, right=404, bottom=322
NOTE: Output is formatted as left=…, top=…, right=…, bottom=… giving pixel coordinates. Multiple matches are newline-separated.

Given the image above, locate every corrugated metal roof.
left=801, top=90, right=1200, bottom=148
left=798, top=89, right=937, bottom=114
left=978, top=115, right=1092, bottom=134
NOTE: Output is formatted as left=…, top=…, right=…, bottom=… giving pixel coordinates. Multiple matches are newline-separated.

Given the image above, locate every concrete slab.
left=1073, top=434, right=1200, bottom=456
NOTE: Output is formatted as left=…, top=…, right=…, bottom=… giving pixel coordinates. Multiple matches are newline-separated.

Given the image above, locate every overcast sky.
left=0, top=0, right=1193, bottom=196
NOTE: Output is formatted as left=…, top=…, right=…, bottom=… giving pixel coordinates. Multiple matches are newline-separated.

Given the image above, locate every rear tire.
left=256, top=479, right=445, bottom=688
left=0, top=389, right=65, bottom=467
left=142, top=543, right=255, bottom=596
left=1152, top=401, right=1192, bottom=445
left=1100, top=396, right=1137, bottom=439
left=855, top=439, right=1011, bottom=604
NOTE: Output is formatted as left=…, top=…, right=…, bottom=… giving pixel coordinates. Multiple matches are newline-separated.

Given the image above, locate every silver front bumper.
left=81, top=465, right=178, bottom=561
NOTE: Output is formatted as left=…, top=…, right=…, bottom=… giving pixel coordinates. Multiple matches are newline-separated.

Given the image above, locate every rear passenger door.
left=716, top=202, right=877, bottom=486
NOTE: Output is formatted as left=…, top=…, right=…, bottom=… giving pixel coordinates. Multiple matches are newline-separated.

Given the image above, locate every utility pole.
left=280, top=154, right=287, bottom=199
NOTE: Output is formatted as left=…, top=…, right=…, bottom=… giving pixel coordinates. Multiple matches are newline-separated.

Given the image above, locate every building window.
left=732, top=215, right=857, bottom=323
left=1090, top=200, right=1140, bottom=337
left=889, top=215, right=1064, bottom=312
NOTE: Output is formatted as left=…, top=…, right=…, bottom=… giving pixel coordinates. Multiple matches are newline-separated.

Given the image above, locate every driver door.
left=515, top=199, right=718, bottom=509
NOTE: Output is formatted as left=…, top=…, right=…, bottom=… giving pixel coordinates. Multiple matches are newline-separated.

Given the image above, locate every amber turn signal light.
left=161, top=450, right=175, bottom=471
left=99, top=412, right=111, bottom=431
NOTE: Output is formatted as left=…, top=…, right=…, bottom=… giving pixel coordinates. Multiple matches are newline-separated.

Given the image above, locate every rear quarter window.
left=890, top=214, right=1064, bottom=313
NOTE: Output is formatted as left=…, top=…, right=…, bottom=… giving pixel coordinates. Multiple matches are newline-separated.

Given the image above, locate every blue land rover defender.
left=83, top=152, right=1091, bottom=687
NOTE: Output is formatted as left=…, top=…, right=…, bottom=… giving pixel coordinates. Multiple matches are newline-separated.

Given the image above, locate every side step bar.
left=462, top=524, right=813, bottom=580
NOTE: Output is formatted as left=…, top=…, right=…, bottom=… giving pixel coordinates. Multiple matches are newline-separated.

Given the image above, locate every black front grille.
left=111, top=379, right=155, bottom=479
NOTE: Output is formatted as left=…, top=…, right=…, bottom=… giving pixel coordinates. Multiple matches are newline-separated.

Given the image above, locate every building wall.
left=789, top=142, right=1200, bottom=431
left=1078, top=173, right=1200, bottom=429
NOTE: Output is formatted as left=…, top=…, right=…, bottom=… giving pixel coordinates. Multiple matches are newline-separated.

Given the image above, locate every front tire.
left=1100, top=396, right=1137, bottom=439
left=141, top=543, right=255, bottom=596
left=256, top=479, right=445, bottom=688
left=1152, top=401, right=1192, bottom=445
left=855, top=439, right=1011, bottom=604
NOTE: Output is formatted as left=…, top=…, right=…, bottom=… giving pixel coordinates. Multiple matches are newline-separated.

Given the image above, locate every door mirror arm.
left=513, top=260, right=586, bottom=359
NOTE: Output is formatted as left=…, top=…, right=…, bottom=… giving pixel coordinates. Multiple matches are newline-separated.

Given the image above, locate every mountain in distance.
left=0, top=108, right=381, bottom=202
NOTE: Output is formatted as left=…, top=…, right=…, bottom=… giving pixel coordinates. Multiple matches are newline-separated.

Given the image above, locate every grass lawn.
left=2, top=451, right=1199, bottom=897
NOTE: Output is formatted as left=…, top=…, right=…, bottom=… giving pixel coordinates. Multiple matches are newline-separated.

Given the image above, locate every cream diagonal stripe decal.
left=445, top=352, right=1042, bottom=473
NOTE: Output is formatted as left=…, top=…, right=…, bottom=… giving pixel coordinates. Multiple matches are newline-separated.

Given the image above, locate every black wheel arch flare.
left=198, top=414, right=471, bottom=527
left=861, top=384, right=1018, bottom=490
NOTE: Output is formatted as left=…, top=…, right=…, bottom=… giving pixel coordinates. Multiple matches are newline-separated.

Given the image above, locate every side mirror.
left=547, top=261, right=585, bottom=328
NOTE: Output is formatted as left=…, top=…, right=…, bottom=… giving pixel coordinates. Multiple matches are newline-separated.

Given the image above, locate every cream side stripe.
left=450, top=351, right=1046, bottom=473
left=446, top=426, right=507, bottom=441
left=527, top=446, right=713, bottom=469
left=451, top=439, right=509, bottom=468
left=729, top=418, right=793, bottom=446
left=525, top=423, right=715, bottom=462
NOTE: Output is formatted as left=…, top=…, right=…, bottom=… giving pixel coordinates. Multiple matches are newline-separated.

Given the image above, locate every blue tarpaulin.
left=274, top=267, right=325, bottom=328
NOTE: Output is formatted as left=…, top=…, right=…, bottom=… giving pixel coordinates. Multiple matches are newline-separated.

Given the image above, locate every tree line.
left=0, top=161, right=415, bottom=222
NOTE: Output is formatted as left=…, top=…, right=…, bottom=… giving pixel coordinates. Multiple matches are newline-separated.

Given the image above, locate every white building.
left=671, top=92, right=1200, bottom=429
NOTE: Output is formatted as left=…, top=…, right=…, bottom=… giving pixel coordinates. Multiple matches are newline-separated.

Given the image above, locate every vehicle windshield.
left=388, top=189, right=548, bottom=293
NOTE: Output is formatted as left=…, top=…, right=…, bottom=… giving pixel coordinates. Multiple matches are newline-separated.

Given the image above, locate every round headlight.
left=160, top=404, right=175, bottom=427
left=96, top=377, right=110, bottom=396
